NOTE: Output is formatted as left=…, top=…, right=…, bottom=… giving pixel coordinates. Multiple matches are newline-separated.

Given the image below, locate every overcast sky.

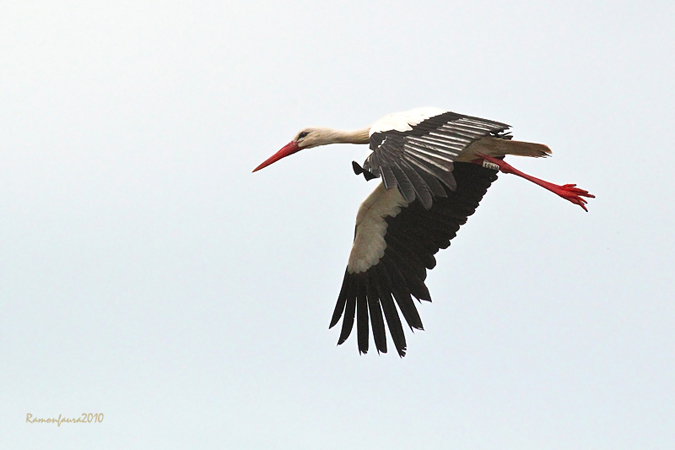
left=2, top=1, right=674, bottom=449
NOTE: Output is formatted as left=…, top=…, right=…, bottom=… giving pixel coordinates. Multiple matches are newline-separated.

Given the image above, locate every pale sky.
left=1, top=1, right=674, bottom=449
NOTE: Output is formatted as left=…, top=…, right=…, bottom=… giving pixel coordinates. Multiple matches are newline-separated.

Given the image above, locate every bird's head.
left=252, top=127, right=332, bottom=172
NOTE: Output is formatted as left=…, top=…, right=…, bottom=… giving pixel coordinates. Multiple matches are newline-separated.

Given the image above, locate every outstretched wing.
left=362, top=108, right=509, bottom=209
left=330, top=162, right=499, bottom=357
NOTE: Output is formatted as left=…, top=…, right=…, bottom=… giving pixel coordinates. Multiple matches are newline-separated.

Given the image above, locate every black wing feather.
left=356, top=288, right=369, bottom=353
left=374, top=269, right=407, bottom=357
left=366, top=276, right=387, bottom=354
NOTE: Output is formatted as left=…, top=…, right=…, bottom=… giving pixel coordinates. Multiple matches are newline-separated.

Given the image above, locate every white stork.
left=253, top=107, right=594, bottom=357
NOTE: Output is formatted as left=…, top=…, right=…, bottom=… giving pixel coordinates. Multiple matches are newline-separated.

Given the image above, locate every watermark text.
left=26, top=413, right=104, bottom=427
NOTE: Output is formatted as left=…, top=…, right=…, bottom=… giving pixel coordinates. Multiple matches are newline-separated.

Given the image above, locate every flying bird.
left=253, top=107, right=594, bottom=357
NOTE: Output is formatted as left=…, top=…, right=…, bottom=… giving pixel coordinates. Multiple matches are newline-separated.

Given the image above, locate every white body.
left=369, top=107, right=446, bottom=135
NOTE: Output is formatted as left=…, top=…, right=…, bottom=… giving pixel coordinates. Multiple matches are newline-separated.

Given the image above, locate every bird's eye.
left=298, top=131, right=309, bottom=139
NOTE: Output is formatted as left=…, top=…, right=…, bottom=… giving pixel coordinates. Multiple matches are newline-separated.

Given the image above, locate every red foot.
left=475, top=154, right=595, bottom=211
left=549, top=183, right=595, bottom=212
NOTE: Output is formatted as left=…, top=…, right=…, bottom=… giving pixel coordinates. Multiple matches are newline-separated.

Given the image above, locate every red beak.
left=252, top=141, right=301, bottom=172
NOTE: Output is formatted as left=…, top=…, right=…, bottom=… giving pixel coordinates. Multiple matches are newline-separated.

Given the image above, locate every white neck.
left=316, top=127, right=370, bottom=145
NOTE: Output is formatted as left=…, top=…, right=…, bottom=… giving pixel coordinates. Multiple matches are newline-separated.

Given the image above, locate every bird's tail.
left=492, top=139, right=552, bottom=158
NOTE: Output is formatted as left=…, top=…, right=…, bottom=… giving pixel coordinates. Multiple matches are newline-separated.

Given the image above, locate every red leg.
left=475, top=154, right=595, bottom=211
